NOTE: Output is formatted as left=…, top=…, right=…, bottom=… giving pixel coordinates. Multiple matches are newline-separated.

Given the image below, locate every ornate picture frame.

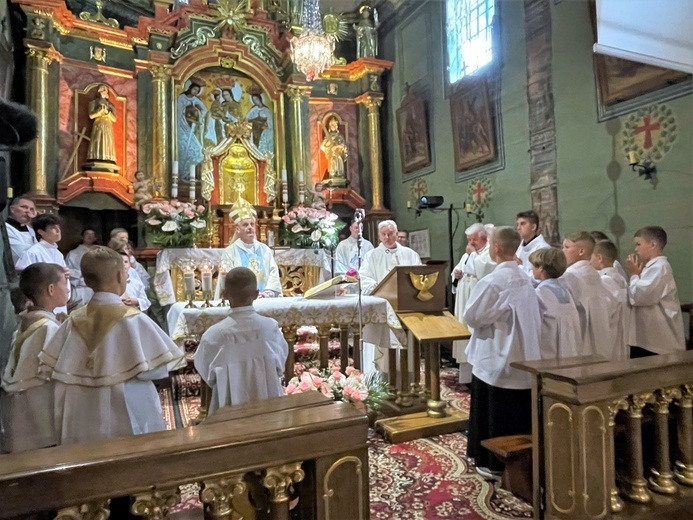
left=408, top=228, right=431, bottom=260
left=450, top=77, right=496, bottom=172
left=396, top=86, right=431, bottom=174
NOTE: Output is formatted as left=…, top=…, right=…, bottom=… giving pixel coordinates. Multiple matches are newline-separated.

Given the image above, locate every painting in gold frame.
left=450, top=78, right=496, bottom=172
left=396, top=87, right=431, bottom=174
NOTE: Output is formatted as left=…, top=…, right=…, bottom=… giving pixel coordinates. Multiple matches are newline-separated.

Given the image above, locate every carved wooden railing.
left=515, top=351, right=693, bottom=520
left=0, top=393, right=369, bottom=520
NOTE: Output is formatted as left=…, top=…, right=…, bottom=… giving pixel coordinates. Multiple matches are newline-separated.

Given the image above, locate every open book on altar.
left=304, top=274, right=359, bottom=299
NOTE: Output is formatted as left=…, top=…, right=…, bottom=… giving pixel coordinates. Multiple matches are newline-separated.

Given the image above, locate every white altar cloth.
left=154, top=248, right=333, bottom=306
left=167, top=296, right=405, bottom=372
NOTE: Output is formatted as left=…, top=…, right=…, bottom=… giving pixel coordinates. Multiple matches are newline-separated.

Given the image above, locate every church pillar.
left=356, top=93, right=385, bottom=211
left=285, top=85, right=312, bottom=205
left=148, top=63, right=172, bottom=199
left=25, top=42, right=62, bottom=200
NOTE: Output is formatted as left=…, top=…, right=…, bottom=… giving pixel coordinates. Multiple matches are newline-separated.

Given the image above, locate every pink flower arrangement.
left=279, top=206, right=344, bottom=249
left=285, top=366, right=370, bottom=403
left=141, top=199, right=207, bottom=248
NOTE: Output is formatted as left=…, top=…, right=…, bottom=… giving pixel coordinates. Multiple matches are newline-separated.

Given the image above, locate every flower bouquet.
left=285, top=366, right=389, bottom=411
left=142, top=200, right=207, bottom=248
left=279, top=206, right=345, bottom=249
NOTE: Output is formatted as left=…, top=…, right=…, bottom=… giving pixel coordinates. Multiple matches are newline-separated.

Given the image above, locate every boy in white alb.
left=590, top=240, right=629, bottom=360
left=195, top=267, right=288, bottom=415
left=114, top=247, right=151, bottom=311
left=0, top=263, right=69, bottom=452
left=514, top=210, right=550, bottom=280
left=625, top=226, right=685, bottom=358
left=65, top=228, right=97, bottom=306
left=529, top=248, right=581, bottom=360
left=464, top=227, right=541, bottom=477
left=561, top=232, right=618, bottom=359
left=39, top=246, right=184, bottom=445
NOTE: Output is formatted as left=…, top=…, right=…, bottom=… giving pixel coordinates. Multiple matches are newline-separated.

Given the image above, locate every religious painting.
left=450, top=78, right=496, bottom=172
left=396, top=87, right=431, bottom=174
left=408, top=229, right=431, bottom=260
left=176, top=68, right=275, bottom=182
left=595, top=55, right=689, bottom=106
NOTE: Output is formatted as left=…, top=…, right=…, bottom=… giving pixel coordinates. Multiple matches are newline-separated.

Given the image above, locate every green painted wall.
left=380, top=0, right=692, bottom=302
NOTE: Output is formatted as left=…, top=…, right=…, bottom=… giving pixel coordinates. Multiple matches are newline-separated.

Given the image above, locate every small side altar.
left=154, top=247, right=333, bottom=305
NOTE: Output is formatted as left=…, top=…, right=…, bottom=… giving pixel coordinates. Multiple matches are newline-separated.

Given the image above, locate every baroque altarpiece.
left=11, top=0, right=393, bottom=247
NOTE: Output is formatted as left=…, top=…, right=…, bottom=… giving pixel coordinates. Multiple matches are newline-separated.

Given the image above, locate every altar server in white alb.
left=359, top=220, right=422, bottom=295
left=15, top=213, right=70, bottom=315
left=0, top=263, right=69, bottom=453
left=561, top=231, right=618, bottom=359
left=39, top=246, right=184, bottom=445
left=590, top=230, right=628, bottom=281
left=515, top=210, right=550, bottom=279
left=335, top=219, right=374, bottom=275
left=65, top=228, right=98, bottom=306
left=117, top=248, right=152, bottom=312
left=195, top=267, right=288, bottom=414
left=5, top=195, right=37, bottom=264
left=625, top=226, right=685, bottom=358
left=464, top=227, right=541, bottom=477
left=590, top=240, right=629, bottom=360
left=451, top=223, right=496, bottom=384
left=529, top=248, right=581, bottom=360
left=215, top=197, right=282, bottom=299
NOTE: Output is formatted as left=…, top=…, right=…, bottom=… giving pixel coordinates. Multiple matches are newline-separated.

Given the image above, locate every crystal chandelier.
left=290, top=0, right=334, bottom=81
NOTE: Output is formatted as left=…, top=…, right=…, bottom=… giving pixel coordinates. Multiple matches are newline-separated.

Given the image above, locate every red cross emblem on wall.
left=413, top=182, right=426, bottom=198
left=472, top=182, right=486, bottom=205
left=634, top=115, right=661, bottom=150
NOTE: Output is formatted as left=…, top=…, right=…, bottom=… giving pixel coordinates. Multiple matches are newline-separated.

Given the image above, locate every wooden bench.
left=481, top=434, right=533, bottom=503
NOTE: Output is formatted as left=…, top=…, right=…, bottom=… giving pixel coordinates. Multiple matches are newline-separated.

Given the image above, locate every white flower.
left=190, top=219, right=206, bottom=229
left=161, top=221, right=179, bottom=232
left=291, top=224, right=304, bottom=234
left=311, top=230, right=322, bottom=241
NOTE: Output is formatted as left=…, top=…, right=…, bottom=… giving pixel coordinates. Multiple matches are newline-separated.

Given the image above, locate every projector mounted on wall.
left=417, top=196, right=444, bottom=209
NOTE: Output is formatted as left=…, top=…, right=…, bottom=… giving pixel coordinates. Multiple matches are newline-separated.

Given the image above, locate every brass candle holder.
left=180, top=261, right=197, bottom=308
left=199, top=260, right=216, bottom=308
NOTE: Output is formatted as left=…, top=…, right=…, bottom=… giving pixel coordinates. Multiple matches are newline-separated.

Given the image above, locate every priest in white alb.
left=5, top=195, right=36, bottom=264
left=214, top=197, right=282, bottom=299
left=39, top=246, right=184, bottom=445
left=359, top=220, right=421, bottom=373
left=451, top=223, right=496, bottom=384
left=335, top=219, right=374, bottom=275
left=65, top=228, right=97, bottom=306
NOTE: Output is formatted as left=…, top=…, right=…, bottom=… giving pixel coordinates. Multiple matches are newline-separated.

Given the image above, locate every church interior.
left=0, top=0, right=691, bottom=518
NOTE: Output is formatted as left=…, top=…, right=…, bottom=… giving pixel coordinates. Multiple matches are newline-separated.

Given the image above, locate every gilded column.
left=286, top=85, right=311, bottom=204
left=25, top=43, right=62, bottom=196
left=149, top=63, right=172, bottom=199
left=357, top=93, right=385, bottom=210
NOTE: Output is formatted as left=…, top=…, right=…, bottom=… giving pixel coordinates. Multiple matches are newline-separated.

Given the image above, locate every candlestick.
left=281, top=169, right=287, bottom=183
left=407, top=201, right=411, bottom=209
left=201, top=271, right=213, bottom=293
left=627, top=151, right=638, bottom=165
left=183, top=271, right=196, bottom=308
left=217, top=269, right=228, bottom=306
left=172, top=161, right=179, bottom=175
left=465, top=203, right=472, bottom=213
left=298, top=170, right=304, bottom=183
left=189, top=164, right=196, bottom=200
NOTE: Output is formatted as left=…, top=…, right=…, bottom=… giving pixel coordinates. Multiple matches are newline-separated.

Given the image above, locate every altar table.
left=167, top=295, right=405, bottom=380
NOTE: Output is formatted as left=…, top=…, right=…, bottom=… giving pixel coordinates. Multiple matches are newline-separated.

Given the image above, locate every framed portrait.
left=450, top=78, right=496, bottom=172
left=408, top=229, right=431, bottom=260
left=396, top=88, right=431, bottom=173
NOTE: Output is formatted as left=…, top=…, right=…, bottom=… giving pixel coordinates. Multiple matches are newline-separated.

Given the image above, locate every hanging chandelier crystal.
left=290, top=0, right=335, bottom=81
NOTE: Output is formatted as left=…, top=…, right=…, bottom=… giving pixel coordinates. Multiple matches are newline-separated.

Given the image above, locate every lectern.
left=372, top=263, right=471, bottom=443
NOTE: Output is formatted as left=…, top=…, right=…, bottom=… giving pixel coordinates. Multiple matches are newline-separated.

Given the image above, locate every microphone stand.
left=353, top=209, right=365, bottom=370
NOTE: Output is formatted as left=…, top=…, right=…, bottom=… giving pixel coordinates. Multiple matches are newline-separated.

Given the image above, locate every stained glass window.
left=446, top=0, right=496, bottom=84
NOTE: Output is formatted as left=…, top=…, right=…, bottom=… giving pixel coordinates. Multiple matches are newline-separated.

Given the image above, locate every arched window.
left=446, top=0, right=496, bottom=84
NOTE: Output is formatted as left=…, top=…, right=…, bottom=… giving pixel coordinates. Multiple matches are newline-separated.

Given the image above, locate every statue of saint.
left=133, top=170, right=153, bottom=209
left=86, top=84, right=118, bottom=169
left=320, top=116, right=348, bottom=185
left=354, top=6, right=379, bottom=58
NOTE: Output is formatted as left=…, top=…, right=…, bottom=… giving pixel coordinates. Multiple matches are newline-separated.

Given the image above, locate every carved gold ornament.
left=410, top=272, right=438, bottom=301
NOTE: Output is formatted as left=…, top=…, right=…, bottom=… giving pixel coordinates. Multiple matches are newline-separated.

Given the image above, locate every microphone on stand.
left=353, top=208, right=366, bottom=371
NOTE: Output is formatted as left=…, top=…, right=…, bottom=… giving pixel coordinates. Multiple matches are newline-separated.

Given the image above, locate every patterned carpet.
left=158, top=360, right=534, bottom=519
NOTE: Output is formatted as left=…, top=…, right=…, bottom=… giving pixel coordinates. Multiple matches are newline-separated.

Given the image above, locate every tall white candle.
left=172, top=161, right=179, bottom=175
left=281, top=169, right=287, bottom=183
left=201, top=271, right=213, bottom=293
left=183, top=272, right=195, bottom=294
left=298, top=170, right=304, bottom=183
left=189, top=164, right=196, bottom=200
left=282, top=189, right=289, bottom=203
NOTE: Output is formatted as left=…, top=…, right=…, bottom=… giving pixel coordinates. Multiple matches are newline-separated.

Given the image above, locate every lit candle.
left=201, top=271, right=213, bottom=293
left=627, top=151, right=638, bottom=165
left=183, top=272, right=195, bottom=294
left=298, top=170, right=304, bottom=183
left=465, top=203, right=472, bottom=213
left=281, top=169, right=287, bottom=183
left=189, top=164, right=196, bottom=200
